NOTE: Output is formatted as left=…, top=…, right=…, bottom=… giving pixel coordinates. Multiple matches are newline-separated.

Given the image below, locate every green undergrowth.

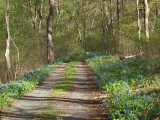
left=0, top=53, right=83, bottom=110
left=86, top=52, right=160, bottom=120
left=51, top=53, right=86, bottom=95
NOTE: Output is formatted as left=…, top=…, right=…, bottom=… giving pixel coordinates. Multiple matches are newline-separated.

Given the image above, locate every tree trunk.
left=91, top=9, right=97, bottom=28
left=155, top=3, right=158, bottom=28
left=75, top=20, right=82, bottom=44
left=110, top=0, right=116, bottom=53
left=84, top=20, right=87, bottom=52
left=101, top=0, right=107, bottom=53
left=137, top=0, right=141, bottom=39
left=38, top=0, right=43, bottom=30
left=47, top=0, right=55, bottom=62
left=29, top=0, right=35, bottom=29
left=121, top=0, right=123, bottom=10
left=5, top=0, right=13, bottom=82
left=66, top=23, right=70, bottom=55
left=117, top=0, right=120, bottom=25
left=34, top=0, right=38, bottom=29
left=103, top=1, right=110, bottom=28
left=137, top=0, right=142, bottom=54
left=28, top=0, right=38, bottom=29
left=144, top=0, right=149, bottom=39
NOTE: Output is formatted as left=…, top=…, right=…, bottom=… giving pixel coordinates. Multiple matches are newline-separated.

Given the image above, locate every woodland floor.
left=0, top=60, right=107, bottom=120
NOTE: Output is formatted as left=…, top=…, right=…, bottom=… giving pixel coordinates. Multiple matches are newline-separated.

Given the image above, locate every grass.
left=37, top=106, right=57, bottom=110
left=51, top=53, right=86, bottom=95
left=33, top=111, right=65, bottom=119
left=86, top=52, right=160, bottom=120
left=34, top=107, right=66, bottom=119
left=33, top=113, right=58, bottom=118
left=50, top=65, right=76, bottom=95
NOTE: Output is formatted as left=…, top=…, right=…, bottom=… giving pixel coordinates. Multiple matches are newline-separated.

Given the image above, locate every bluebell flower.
left=114, top=110, right=119, bottom=115
left=114, top=98, right=118, bottom=101
left=137, top=91, right=141, bottom=94
left=102, top=99, right=106, bottom=103
left=147, top=117, right=150, bottom=120
left=108, top=116, right=112, bottom=120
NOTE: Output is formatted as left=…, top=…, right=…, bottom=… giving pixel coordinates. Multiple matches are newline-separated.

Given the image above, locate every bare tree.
left=5, top=0, right=13, bottom=82
left=47, top=0, right=55, bottom=62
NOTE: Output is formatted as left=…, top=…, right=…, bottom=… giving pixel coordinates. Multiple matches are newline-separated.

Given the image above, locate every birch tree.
left=144, top=0, right=149, bottom=39
left=5, top=0, right=13, bottom=82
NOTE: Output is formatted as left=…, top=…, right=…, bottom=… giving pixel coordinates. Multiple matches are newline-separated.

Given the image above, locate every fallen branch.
left=119, top=55, right=137, bottom=60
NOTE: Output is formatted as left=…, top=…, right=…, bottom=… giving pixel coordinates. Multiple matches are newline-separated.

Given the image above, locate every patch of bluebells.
left=86, top=52, right=160, bottom=119
left=0, top=53, right=82, bottom=108
left=86, top=55, right=153, bottom=92
left=107, top=91, right=159, bottom=119
left=0, top=65, right=55, bottom=108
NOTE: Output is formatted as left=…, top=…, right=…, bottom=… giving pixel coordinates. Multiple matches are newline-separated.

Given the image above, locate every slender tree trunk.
left=137, top=0, right=141, bottom=39
left=91, top=9, right=97, bottom=28
left=56, top=6, right=61, bottom=25
left=103, top=1, right=110, bottom=28
left=144, top=0, right=149, bottom=39
left=29, top=0, right=35, bottom=28
left=47, top=0, right=55, bottom=62
left=137, top=0, right=142, bottom=54
left=38, top=0, right=43, bottom=30
left=155, top=4, right=158, bottom=28
left=66, top=22, right=70, bottom=55
left=34, top=1, right=38, bottom=29
left=75, top=20, right=82, bottom=44
left=5, top=0, right=12, bottom=82
left=121, top=0, right=123, bottom=10
left=101, top=1, right=107, bottom=53
left=66, top=10, right=74, bottom=55
left=117, top=0, right=120, bottom=25
left=110, top=0, right=116, bottom=53
left=83, top=0, right=87, bottom=52
left=84, top=20, right=86, bottom=52
left=28, top=0, right=38, bottom=29
left=116, top=0, right=120, bottom=53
